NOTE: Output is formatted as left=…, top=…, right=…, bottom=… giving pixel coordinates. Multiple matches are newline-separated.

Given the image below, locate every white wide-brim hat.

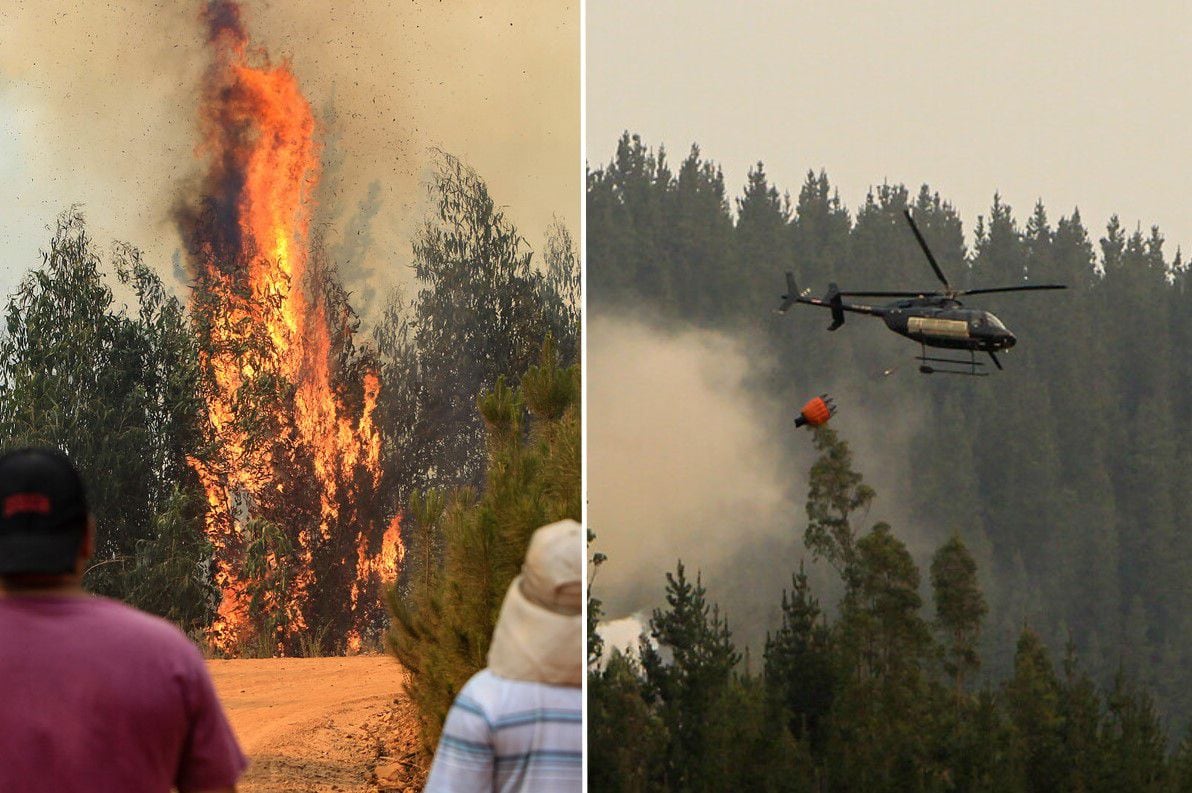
left=487, top=519, right=582, bottom=686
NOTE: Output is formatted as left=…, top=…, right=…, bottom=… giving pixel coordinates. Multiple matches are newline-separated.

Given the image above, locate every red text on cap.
left=4, top=493, right=52, bottom=518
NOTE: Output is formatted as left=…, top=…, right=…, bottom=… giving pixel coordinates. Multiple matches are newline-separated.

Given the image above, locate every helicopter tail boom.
left=777, top=272, right=886, bottom=328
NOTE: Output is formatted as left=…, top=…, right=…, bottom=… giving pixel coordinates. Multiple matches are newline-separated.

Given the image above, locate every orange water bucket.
left=794, top=395, right=836, bottom=428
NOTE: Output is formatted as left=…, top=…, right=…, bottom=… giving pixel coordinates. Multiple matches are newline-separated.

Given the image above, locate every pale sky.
left=0, top=0, right=579, bottom=307
left=587, top=0, right=1191, bottom=259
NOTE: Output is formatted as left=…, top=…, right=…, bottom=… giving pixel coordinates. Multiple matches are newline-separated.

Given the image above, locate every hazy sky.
left=588, top=0, right=1191, bottom=258
left=0, top=0, right=578, bottom=305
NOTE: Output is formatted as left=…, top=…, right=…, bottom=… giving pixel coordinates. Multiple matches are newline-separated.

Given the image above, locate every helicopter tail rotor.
left=776, top=272, right=800, bottom=314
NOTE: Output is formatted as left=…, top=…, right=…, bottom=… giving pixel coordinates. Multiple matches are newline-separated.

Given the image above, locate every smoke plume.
left=0, top=0, right=578, bottom=305
left=589, top=310, right=946, bottom=654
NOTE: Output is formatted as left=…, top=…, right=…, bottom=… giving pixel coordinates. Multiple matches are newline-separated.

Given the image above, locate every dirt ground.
left=207, top=656, right=427, bottom=792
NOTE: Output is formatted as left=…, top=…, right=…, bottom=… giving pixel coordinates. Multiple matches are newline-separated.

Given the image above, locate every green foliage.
left=703, top=675, right=815, bottom=793
left=118, top=486, right=217, bottom=634
left=764, top=563, right=834, bottom=755
left=804, top=426, right=876, bottom=588
left=588, top=649, right=669, bottom=793
left=840, top=524, right=934, bottom=682
left=591, top=421, right=1192, bottom=791
left=405, top=489, right=447, bottom=597
left=375, top=153, right=580, bottom=505
left=386, top=336, right=580, bottom=755
left=931, top=534, right=988, bottom=695
left=373, top=154, right=579, bottom=752
left=1056, top=638, right=1103, bottom=792
left=825, top=473, right=939, bottom=791
left=239, top=516, right=296, bottom=648
left=1169, top=728, right=1192, bottom=792
left=1099, top=671, right=1169, bottom=792
left=588, top=131, right=1192, bottom=734
left=1005, top=628, right=1066, bottom=792
left=0, top=212, right=214, bottom=629
left=587, top=529, right=608, bottom=670
left=638, top=561, right=742, bottom=791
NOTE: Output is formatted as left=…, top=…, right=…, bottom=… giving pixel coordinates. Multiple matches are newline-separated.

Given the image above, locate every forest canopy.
left=587, top=132, right=1192, bottom=735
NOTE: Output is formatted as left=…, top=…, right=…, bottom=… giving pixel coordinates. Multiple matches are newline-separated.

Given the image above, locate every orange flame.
left=182, top=1, right=401, bottom=655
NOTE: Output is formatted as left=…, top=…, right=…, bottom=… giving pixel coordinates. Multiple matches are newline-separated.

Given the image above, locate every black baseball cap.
left=0, top=448, right=89, bottom=575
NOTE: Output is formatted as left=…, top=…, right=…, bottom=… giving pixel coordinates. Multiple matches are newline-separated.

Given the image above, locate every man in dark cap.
left=0, top=447, right=248, bottom=793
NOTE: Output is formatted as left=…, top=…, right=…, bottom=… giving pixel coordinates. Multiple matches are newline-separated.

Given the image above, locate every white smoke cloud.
left=587, top=312, right=822, bottom=650
left=587, top=310, right=948, bottom=653
left=594, top=613, right=649, bottom=666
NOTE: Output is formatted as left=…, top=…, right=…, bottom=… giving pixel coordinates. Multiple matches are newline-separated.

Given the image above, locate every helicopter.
left=777, top=209, right=1066, bottom=375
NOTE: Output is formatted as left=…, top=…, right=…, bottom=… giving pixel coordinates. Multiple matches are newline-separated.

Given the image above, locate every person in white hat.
left=424, top=519, right=582, bottom=792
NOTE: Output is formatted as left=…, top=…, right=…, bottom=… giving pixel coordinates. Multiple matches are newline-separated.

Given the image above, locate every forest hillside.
left=588, top=132, right=1191, bottom=727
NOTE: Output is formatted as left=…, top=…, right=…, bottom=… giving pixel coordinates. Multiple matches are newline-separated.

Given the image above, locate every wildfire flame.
left=179, top=1, right=403, bottom=654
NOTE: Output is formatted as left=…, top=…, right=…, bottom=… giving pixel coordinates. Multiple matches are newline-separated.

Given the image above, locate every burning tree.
left=174, top=0, right=401, bottom=655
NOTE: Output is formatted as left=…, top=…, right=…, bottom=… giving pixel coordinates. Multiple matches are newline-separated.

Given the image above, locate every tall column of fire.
left=176, top=0, right=402, bottom=654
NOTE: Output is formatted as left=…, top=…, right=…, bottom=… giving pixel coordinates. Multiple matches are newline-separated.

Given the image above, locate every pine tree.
left=703, top=674, right=814, bottom=793
left=668, top=146, right=734, bottom=322
left=735, top=161, right=793, bottom=318
left=829, top=525, right=939, bottom=792
left=588, top=649, right=668, bottom=793
left=764, top=562, right=834, bottom=756
left=639, top=561, right=741, bottom=791
left=386, top=336, right=580, bottom=754
left=1004, top=628, right=1065, bottom=793
left=1045, top=209, right=1120, bottom=670
left=587, top=133, right=672, bottom=309
left=1056, top=636, right=1103, bottom=792
left=1098, top=670, right=1169, bottom=792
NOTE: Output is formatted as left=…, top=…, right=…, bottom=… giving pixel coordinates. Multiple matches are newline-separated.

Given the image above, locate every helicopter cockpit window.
left=985, top=313, right=1006, bottom=330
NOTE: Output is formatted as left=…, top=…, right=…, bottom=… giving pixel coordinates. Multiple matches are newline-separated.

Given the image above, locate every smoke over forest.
left=589, top=314, right=800, bottom=650
left=589, top=312, right=947, bottom=654
left=588, top=131, right=1192, bottom=722
left=588, top=131, right=1192, bottom=790
left=0, top=0, right=578, bottom=305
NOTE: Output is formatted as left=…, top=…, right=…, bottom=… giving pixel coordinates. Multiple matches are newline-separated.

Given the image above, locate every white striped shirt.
left=425, top=669, right=582, bottom=792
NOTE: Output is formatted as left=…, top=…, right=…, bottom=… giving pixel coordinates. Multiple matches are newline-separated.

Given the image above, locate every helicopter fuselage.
left=878, top=299, right=1017, bottom=352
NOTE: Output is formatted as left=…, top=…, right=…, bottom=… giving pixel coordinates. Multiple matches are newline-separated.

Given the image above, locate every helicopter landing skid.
left=916, top=347, right=988, bottom=377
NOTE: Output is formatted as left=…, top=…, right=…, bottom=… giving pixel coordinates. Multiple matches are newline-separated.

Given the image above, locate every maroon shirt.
left=0, top=594, right=247, bottom=792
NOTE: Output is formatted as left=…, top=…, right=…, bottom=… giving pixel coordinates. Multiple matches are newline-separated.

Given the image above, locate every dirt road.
left=208, top=655, right=420, bottom=792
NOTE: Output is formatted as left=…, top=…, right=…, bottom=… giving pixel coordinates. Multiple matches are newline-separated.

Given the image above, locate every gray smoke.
left=0, top=0, right=577, bottom=309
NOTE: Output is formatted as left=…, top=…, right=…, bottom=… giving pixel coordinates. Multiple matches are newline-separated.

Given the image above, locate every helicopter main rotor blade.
left=834, top=290, right=944, bottom=298
left=959, top=284, right=1067, bottom=296
left=903, top=209, right=950, bottom=290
